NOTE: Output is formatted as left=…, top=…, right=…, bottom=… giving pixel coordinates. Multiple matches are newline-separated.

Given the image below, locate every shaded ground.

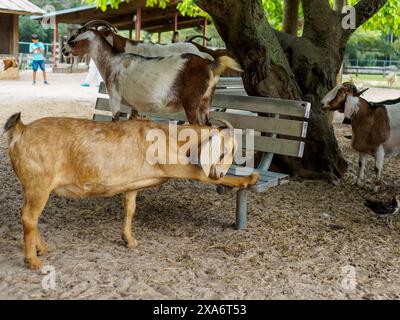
left=1, top=72, right=400, bottom=299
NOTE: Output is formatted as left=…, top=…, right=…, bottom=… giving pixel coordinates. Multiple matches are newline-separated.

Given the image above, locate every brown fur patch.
left=351, top=100, right=390, bottom=155
left=172, top=55, right=211, bottom=125
left=122, top=58, right=131, bottom=68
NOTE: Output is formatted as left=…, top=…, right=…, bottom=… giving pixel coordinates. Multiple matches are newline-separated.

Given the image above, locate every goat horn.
left=214, top=119, right=234, bottom=130
left=355, top=88, right=369, bottom=97
left=79, top=20, right=118, bottom=33
left=185, top=35, right=212, bottom=43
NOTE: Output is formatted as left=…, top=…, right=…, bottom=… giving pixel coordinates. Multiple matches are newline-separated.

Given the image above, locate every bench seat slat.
left=229, top=165, right=288, bottom=180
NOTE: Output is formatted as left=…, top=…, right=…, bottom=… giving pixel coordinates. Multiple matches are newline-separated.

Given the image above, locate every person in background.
left=81, top=58, right=103, bottom=87
left=29, top=34, right=49, bottom=85
left=172, top=31, right=180, bottom=43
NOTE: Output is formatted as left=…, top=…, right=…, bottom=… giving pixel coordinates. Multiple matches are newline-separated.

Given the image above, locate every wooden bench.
left=93, top=80, right=311, bottom=229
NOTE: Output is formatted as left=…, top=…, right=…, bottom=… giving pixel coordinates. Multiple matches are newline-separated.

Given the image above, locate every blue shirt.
left=29, top=42, right=45, bottom=61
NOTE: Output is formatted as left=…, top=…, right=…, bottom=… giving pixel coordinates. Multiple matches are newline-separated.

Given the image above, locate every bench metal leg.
left=236, top=189, right=248, bottom=230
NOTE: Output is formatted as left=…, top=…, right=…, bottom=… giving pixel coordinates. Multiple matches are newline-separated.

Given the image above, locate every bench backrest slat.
left=213, top=94, right=310, bottom=118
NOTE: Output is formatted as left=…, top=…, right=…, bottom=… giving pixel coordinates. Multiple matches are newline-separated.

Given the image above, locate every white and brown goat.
left=4, top=113, right=258, bottom=270
left=63, top=29, right=241, bottom=125
left=322, top=82, right=400, bottom=186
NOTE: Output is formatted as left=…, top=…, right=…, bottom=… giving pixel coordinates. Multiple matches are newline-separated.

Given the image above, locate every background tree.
left=19, top=0, right=81, bottom=43
left=90, top=0, right=398, bottom=182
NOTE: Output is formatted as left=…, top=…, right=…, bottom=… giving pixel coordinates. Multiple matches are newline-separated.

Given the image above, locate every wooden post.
left=173, top=11, right=178, bottom=32
left=157, top=32, right=161, bottom=44
left=12, top=14, right=19, bottom=56
left=202, top=18, right=208, bottom=46
left=129, top=27, right=133, bottom=39
left=135, top=8, right=142, bottom=41
left=53, top=19, right=58, bottom=66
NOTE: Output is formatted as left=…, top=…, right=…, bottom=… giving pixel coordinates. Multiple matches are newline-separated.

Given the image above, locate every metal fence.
left=344, top=59, right=400, bottom=75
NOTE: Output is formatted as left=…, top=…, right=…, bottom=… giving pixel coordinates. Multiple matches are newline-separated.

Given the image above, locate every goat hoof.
left=367, top=184, right=379, bottom=193
left=37, top=246, right=49, bottom=256
left=241, top=173, right=259, bottom=188
left=356, top=180, right=364, bottom=188
left=126, top=240, right=137, bottom=250
left=122, top=234, right=137, bottom=250
left=24, top=257, right=44, bottom=270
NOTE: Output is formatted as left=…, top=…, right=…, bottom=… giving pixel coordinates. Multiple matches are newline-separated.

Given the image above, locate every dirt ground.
left=1, top=71, right=400, bottom=299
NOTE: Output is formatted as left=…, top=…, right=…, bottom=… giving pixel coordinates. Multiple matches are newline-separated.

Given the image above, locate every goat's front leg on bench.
left=109, top=93, right=122, bottom=121
left=163, top=165, right=259, bottom=188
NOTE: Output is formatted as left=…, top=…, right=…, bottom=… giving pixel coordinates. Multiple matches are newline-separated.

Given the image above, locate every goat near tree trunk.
left=321, top=82, right=400, bottom=188
left=194, top=0, right=388, bottom=182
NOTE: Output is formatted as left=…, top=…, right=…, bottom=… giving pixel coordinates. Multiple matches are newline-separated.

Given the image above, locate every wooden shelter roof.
left=0, top=0, right=44, bottom=15
left=32, top=0, right=207, bottom=33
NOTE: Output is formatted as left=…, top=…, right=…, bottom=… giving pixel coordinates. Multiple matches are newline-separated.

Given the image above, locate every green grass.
left=343, top=73, right=399, bottom=89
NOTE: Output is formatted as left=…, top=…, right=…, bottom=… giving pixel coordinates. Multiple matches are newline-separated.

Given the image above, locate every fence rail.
left=344, top=59, right=400, bottom=75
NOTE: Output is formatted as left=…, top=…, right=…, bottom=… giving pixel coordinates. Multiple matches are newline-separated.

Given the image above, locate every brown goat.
left=322, top=82, right=400, bottom=187
left=4, top=113, right=258, bottom=270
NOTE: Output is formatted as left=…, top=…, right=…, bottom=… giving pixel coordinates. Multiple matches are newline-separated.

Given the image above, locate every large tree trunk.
left=282, top=0, right=299, bottom=36
left=196, top=0, right=346, bottom=181
left=195, top=0, right=387, bottom=182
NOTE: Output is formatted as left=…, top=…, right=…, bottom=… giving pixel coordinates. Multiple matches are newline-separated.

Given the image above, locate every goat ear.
left=354, top=88, right=369, bottom=97
left=199, top=131, right=222, bottom=177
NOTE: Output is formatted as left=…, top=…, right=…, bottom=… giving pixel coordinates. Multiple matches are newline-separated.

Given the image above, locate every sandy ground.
left=1, top=71, right=400, bottom=299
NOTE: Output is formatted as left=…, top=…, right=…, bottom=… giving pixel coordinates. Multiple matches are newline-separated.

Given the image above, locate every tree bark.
left=334, top=0, right=346, bottom=11
left=283, top=0, right=299, bottom=36
left=195, top=0, right=388, bottom=182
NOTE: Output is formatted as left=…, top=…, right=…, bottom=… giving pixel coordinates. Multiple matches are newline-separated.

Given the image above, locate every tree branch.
left=353, top=0, right=388, bottom=29
left=282, top=0, right=299, bottom=36
left=195, top=0, right=302, bottom=99
left=340, top=0, right=388, bottom=42
left=301, top=0, right=336, bottom=41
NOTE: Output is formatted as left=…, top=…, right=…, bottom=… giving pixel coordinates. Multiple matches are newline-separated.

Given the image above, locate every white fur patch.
left=321, top=84, right=343, bottom=106
left=116, top=55, right=187, bottom=113
left=344, top=96, right=360, bottom=119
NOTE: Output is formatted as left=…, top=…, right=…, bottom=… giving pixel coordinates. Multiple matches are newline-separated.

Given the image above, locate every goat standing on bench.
left=4, top=113, right=258, bottom=270
left=63, top=29, right=241, bottom=125
left=322, top=82, right=400, bottom=187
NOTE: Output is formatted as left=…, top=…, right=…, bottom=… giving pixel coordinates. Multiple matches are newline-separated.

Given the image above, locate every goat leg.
left=21, top=191, right=50, bottom=270
left=122, top=190, right=138, bottom=249
left=374, top=145, right=385, bottom=185
left=356, top=153, right=367, bottom=187
left=112, top=111, right=120, bottom=122
left=128, top=109, right=139, bottom=120
left=162, top=164, right=259, bottom=188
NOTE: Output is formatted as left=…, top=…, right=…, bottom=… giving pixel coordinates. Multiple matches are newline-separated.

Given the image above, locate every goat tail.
left=211, top=56, right=243, bottom=76
left=3, top=112, right=24, bottom=146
